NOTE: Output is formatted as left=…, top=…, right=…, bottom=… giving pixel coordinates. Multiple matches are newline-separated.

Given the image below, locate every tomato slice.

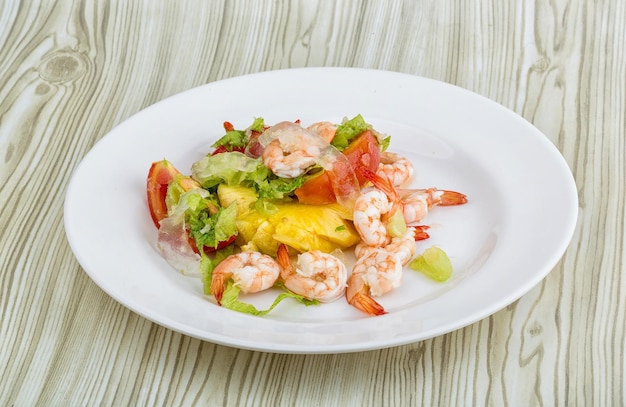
left=294, top=172, right=334, bottom=205
left=294, top=130, right=381, bottom=204
left=147, top=160, right=203, bottom=228
left=343, top=130, right=381, bottom=185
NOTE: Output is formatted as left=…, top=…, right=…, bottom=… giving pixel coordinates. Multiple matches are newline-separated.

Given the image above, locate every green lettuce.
left=192, top=152, right=270, bottom=189
left=220, top=280, right=320, bottom=316
left=187, top=202, right=238, bottom=252
left=331, top=114, right=369, bottom=151
left=192, top=151, right=307, bottom=201
left=170, top=190, right=238, bottom=253
left=200, top=246, right=235, bottom=295
left=211, top=117, right=265, bottom=151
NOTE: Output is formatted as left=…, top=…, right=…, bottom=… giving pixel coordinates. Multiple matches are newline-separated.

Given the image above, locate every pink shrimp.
left=354, top=225, right=430, bottom=266
left=377, top=151, right=414, bottom=187
left=361, top=166, right=467, bottom=226
left=306, top=121, right=337, bottom=143
left=399, top=188, right=468, bottom=225
left=210, top=251, right=281, bottom=306
left=276, top=244, right=348, bottom=302
left=352, top=167, right=404, bottom=247
left=260, top=121, right=329, bottom=178
left=346, top=248, right=404, bottom=316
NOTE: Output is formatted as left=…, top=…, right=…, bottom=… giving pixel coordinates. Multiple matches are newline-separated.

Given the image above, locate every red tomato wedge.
left=147, top=160, right=237, bottom=253
left=295, top=130, right=381, bottom=205
left=146, top=160, right=202, bottom=228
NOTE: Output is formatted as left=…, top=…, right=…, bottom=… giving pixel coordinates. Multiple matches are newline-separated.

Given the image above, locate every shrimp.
left=346, top=248, right=404, bottom=315
left=362, top=166, right=468, bottom=226
left=354, top=226, right=429, bottom=266
left=353, top=167, right=404, bottom=246
left=377, top=152, right=414, bottom=187
left=260, top=121, right=327, bottom=178
left=307, top=121, right=337, bottom=143
left=276, top=244, right=348, bottom=302
left=352, top=187, right=395, bottom=247
left=210, top=251, right=281, bottom=306
left=400, top=188, right=468, bottom=225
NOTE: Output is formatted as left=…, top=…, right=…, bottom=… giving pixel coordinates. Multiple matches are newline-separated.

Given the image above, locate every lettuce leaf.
left=212, top=130, right=247, bottom=150
left=331, top=114, right=369, bottom=151
left=192, top=152, right=270, bottom=189
left=200, top=246, right=235, bottom=295
left=211, top=117, right=265, bottom=151
left=220, top=280, right=320, bottom=316
left=187, top=201, right=238, bottom=252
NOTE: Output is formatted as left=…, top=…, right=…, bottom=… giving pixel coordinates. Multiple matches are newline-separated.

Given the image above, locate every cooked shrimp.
left=400, top=188, right=468, bottom=225
left=276, top=244, right=348, bottom=302
left=377, top=152, right=414, bottom=187
left=307, top=121, right=337, bottom=143
left=260, top=121, right=328, bottom=178
left=353, top=187, right=394, bottom=247
left=346, top=248, right=404, bottom=315
left=353, top=167, right=404, bottom=246
left=210, top=251, right=281, bottom=305
left=354, top=226, right=427, bottom=266
left=362, top=166, right=468, bottom=226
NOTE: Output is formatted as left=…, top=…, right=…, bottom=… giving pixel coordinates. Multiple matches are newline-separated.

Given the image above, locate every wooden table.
left=2, top=1, right=624, bottom=405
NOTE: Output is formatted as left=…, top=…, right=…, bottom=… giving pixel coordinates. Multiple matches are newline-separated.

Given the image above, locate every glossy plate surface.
left=64, top=68, right=578, bottom=353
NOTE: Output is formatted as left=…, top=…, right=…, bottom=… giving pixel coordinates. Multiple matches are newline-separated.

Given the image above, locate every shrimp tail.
left=358, top=166, right=403, bottom=222
left=413, top=225, right=430, bottom=241
left=358, top=167, right=399, bottom=201
left=210, top=272, right=227, bottom=306
left=276, top=243, right=292, bottom=280
left=346, top=274, right=387, bottom=316
left=438, top=190, right=468, bottom=206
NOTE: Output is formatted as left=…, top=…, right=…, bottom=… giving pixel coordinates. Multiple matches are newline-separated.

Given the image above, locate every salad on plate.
left=146, top=115, right=467, bottom=317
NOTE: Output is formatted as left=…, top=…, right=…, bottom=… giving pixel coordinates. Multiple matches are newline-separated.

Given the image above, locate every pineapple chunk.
left=217, top=184, right=360, bottom=255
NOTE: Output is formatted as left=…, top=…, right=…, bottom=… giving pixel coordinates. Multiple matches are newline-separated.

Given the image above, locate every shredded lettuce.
left=211, top=130, right=247, bottom=150
left=164, top=176, right=188, bottom=214
left=247, top=117, right=265, bottom=133
left=256, top=174, right=306, bottom=200
left=378, top=135, right=391, bottom=152
left=220, top=280, right=320, bottom=316
left=193, top=151, right=307, bottom=201
left=167, top=189, right=237, bottom=253
left=211, top=117, right=265, bottom=151
left=192, top=152, right=270, bottom=189
left=187, top=201, right=238, bottom=252
left=331, top=114, right=370, bottom=151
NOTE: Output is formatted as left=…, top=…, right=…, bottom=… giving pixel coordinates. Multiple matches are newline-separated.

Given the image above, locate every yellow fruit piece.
left=217, top=184, right=360, bottom=255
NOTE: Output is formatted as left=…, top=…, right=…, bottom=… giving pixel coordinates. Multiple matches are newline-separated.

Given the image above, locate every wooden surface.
left=1, top=0, right=624, bottom=405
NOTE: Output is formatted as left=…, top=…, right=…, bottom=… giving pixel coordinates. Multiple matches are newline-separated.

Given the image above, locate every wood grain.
left=1, top=0, right=624, bottom=405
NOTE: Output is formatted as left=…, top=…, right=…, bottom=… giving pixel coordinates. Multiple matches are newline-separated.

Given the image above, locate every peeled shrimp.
left=276, top=244, right=348, bottom=302
left=400, top=188, right=468, bottom=225
left=352, top=187, right=395, bottom=247
left=210, top=251, right=281, bottom=305
left=353, top=167, right=404, bottom=246
left=260, top=121, right=330, bottom=178
left=306, top=121, right=337, bottom=143
left=361, top=166, right=468, bottom=227
left=346, top=248, right=404, bottom=315
left=354, top=226, right=427, bottom=266
left=377, top=152, right=414, bottom=187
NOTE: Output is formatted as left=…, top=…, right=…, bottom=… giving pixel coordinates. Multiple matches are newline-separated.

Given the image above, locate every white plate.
left=64, top=68, right=578, bottom=354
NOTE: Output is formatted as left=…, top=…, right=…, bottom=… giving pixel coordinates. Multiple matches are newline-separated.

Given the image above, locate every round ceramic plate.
left=64, top=68, right=578, bottom=354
